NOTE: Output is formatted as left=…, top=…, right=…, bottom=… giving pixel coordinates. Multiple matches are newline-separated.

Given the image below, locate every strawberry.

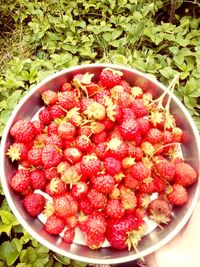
left=87, top=189, right=107, bottom=210
left=119, top=117, right=141, bottom=143
left=10, top=120, right=35, bottom=143
left=100, top=117, right=115, bottom=131
left=122, top=157, right=135, bottom=169
left=84, top=212, right=107, bottom=236
left=47, top=121, right=58, bottom=136
left=76, top=134, right=92, bottom=151
left=61, top=82, right=72, bottom=91
left=84, top=101, right=106, bottom=121
left=7, top=142, right=29, bottom=162
left=32, top=120, right=44, bottom=135
left=86, top=231, right=105, bottom=250
left=44, top=214, right=65, bottom=235
left=78, top=197, right=94, bottom=215
left=57, top=161, right=71, bottom=175
left=105, top=199, right=125, bottom=219
left=58, top=91, right=78, bottom=111
left=91, top=174, right=115, bottom=194
left=139, top=177, right=155, bottom=194
left=130, top=99, right=148, bottom=118
left=42, top=90, right=58, bottom=106
left=119, top=108, right=135, bottom=123
left=136, top=192, right=150, bottom=209
left=48, top=104, right=66, bottom=120
left=65, top=214, right=78, bottom=228
left=44, top=167, right=59, bottom=181
left=80, top=154, right=101, bottom=177
left=30, top=169, right=47, bottom=190
left=63, top=227, right=75, bottom=243
left=173, top=162, right=198, bottom=187
left=46, top=134, right=63, bottom=149
left=95, top=142, right=107, bottom=160
left=131, top=161, right=150, bottom=181
left=23, top=193, right=45, bottom=217
left=148, top=198, right=171, bottom=224
left=9, top=169, right=31, bottom=194
left=120, top=187, right=137, bottom=211
left=27, top=147, right=43, bottom=167
left=53, top=193, right=78, bottom=218
left=120, top=80, right=131, bottom=93
left=93, top=89, right=111, bottom=105
left=126, top=143, right=143, bottom=161
left=98, top=68, right=123, bottom=89
left=38, top=107, right=51, bottom=125
left=168, top=184, right=188, bottom=206
left=106, top=137, right=127, bottom=159
left=91, top=131, right=107, bottom=144
left=61, top=164, right=82, bottom=187
left=117, top=92, right=132, bottom=108
left=58, top=121, right=76, bottom=139
left=86, top=82, right=103, bottom=97
left=154, top=159, right=175, bottom=182
left=42, top=144, right=63, bottom=168
left=145, top=128, right=163, bottom=144
left=64, top=147, right=82, bottom=164
left=124, top=174, right=140, bottom=190
left=172, top=127, right=183, bottom=142
left=106, top=215, right=146, bottom=250
left=137, top=117, right=150, bottom=136
left=71, top=182, right=88, bottom=199
left=104, top=156, right=122, bottom=176
left=45, top=178, right=66, bottom=197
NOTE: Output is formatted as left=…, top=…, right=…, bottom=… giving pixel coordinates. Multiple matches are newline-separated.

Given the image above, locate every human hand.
left=145, top=198, right=200, bottom=267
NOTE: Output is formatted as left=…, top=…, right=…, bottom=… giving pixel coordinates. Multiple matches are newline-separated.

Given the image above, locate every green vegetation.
left=0, top=0, right=199, bottom=266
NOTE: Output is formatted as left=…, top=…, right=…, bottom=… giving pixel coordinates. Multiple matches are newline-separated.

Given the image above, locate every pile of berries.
left=7, top=67, right=198, bottom=251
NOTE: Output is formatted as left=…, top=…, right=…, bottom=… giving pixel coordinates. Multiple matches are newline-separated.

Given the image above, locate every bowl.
left=1, top=63, right=200, bottom=265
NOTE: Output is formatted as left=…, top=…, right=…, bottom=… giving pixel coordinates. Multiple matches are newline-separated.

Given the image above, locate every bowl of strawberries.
left=1, top=63, right=199, bottom=264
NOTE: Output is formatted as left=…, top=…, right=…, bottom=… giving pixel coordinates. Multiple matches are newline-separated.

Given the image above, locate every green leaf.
left=0, top=241, right=20, bottom=266
left=0, top=210, right=19, bottom=234
left=71, top=260, right=88, bottom=267
left=53, top=253, right=71, bottom=265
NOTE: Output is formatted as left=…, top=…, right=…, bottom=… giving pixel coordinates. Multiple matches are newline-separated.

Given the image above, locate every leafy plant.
left=0, top=0, right=199, bottom=266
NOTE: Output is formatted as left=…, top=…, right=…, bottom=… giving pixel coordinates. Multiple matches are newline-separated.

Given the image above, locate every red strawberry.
left=117, top=92, right=132, bottom=108
left=53, top=193, right=78, bottom=218
left=139, top=177, right=155, bottom=194
left=106, top=215, right=146, bottom=250
left=76, top=135, right=92, bottom=151
left=148, top=198, right=171, bottom=224
left=95, top=142, right=107, bottom=160
left=98, top=68, right=123, bottom=89
left=80, top=154, right=101, bottom=177
left=126, top=143, right=143, bottom=161
left=136, top=192, right=150, bottom=209
left=100, top=117, right=115, bottom=131
left=23, top=193, right=45, bottom=217
left=42, top=144, right=63, bottom=169
left=120, top=80, right=131, bottom=93
left=155, top=159, right=175, bottom=182
left=10, top=120, right=35, bottom=142
left=45, top=167, right=59, bottom=181
left=27, top=147, right=43, bottom=167
left=63, top=227, right=75, bottom=243
left=32, top=120, right=44, bottom=135
left=91, top=173, right=115, bottom=194
left=120, top=187, right=137, bottom=211
left=168, top=184, right=188, bottom=206
left=45, top=178, right=66, bottom=196
left=78, top=197, right=94, bottom=215
left=131, top=161, right=150, bottom=181
left=93, top=89, right=111, bottom=105
left=172, top=127, right=183, bottom=142
left=64, top=147, right=82, bottom=164
left=84, top=101, right=106, bottom=121
left=71, top=182, right=88, bottom=199
left=137, top=117, right=150, bottom=136
left=130, top=99, right=148, bottom=118
left=47, top=121, right=58, bottom=136
left=106, top=137, right=127, bottom=159
left=173, top=162, right=198, bottom=186
left=44, top=214, right=65, bottom=235
left=86, top=82, right=103, bottom=97
left=104, top=156, right=122, bottom=176
left=9, top=169, right=31, bottom=194
left=65, top=214, right=78, bottom=228
left=30, top=169, right=47, bottom=190
left=87, top=189, right=107, bottom=210
left=61, top=82, right=72, bottom=92
left=124, top=174, right=140, bottom=190
left=119, top=117, right=141, bottom=143
left=7, top=142, right=29, bottom=162
left=145, top=128, right=163, bottom=144
left=105, top=199, right=125, bottom=219
left=84, top=212, right=107, bottom=235
left=38, top=108, right=51, bottom=125
left=48, top=104, right=66, bottom=120
left=58, top=121, right=76, bottom=139
left=86, top=231, right=105, bottom=250
left=58, top=91, right=78, bottom=111
left=91, top=131, right=107, bottom=144
left=42, top=90, right=58, bottom=106
left=46, top=134, right=63, bottom=149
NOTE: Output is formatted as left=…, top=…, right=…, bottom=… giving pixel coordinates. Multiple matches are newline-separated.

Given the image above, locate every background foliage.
left=0, top=0, right=199, bottom=266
